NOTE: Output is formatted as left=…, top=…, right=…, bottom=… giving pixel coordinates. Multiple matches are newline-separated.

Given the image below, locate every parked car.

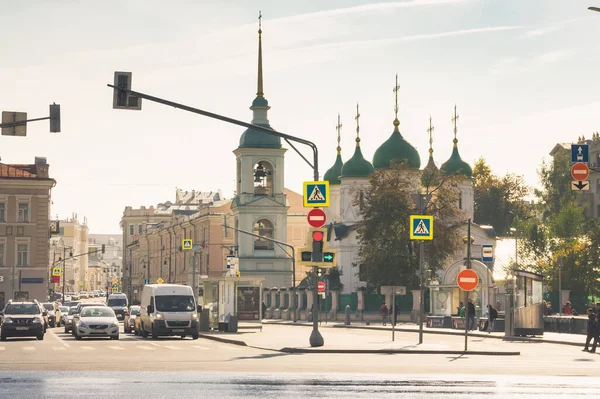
left=74, top=306, right=119, bottom=340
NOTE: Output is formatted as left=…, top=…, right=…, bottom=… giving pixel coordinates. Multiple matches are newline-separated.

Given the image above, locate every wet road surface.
left=0, top=372, right=595, bottom=398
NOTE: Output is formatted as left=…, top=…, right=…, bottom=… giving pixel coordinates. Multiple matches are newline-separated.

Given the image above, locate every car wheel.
left=37, top=334, right=44, bottom=341
left=64, top=326, right=68, bottom=334
left=141, top=324, right=148, bottom=339
left=0, top=335, right=6, bottom=341
left=111, top=334, right=119, bottom=340
left=50, top=321, right=55, bottom=328
left=75, top=335, right=82, bottom=340
left=151, top=324, right=158, bottom=340
left=192, top=333, right=199, bottom=340
left=180, top=335, right=186, bottom=339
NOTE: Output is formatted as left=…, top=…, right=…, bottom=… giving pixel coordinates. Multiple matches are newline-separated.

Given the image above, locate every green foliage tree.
left=472, top=158, right=531, bottom=236
left=354, top=166, right=463, bottom=290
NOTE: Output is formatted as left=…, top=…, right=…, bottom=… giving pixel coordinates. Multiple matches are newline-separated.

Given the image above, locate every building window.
left=254, top=219, right=274, bottom=250
left=18, top=203, right=29, bottom=223
left=253, top=161, right=273, bottom=196
left=17, top=244, right=28, bottom=266
left=0, top=202, right=5, bottom=222
left=0, top=243, right=4, bottom=266
left=458, top=192, right=463, bottom=210
left=138, top=224, right=143, bottom=234
left=59, top=227, right=64, bottom=235
left=129, top=224, right=134, bottom=236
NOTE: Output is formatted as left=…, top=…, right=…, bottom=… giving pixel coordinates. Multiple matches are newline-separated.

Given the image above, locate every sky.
left=1, top=0, right=599, bottom=233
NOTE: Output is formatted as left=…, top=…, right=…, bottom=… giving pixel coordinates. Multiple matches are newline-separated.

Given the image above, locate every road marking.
left=80, top=346, right=95, bottom=351
left=53, top=347, right=66, bottom=351
left=0, top=346, right=5, bottom=351
left=108, top=345, right=124, bottom=350
left=162, top=345, right=182, bottom=350
left=148, top=342, right=162, bottom=347
left=191, top=345, right=210, bottom=350
left=49, top=329, right=70, bottom=348
left=22, top=346, right=35, bottom=351
left=136, top=345, right=155, bottom=350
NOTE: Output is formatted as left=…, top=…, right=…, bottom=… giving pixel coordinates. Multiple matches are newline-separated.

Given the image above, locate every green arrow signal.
left=323, top=253, right=334, bottom=262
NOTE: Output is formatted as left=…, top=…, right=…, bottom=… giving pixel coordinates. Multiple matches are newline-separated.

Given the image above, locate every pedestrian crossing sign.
left=303, top=180, right=330, bottom=207
left=410, top=215, right=433, bottom=240
left=182, top=239, right=193, bottom=251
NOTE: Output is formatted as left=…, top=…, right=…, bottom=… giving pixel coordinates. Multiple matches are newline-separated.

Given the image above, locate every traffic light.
left=49, top=103, right=60, bottom=133
left=312, top=230, right=324, bottom=262
left=112, top=71, right=142, bottom=110
left=317, top=268, right=326, bottom=277
left=323, top=252, right=335, bottom=263
left=101, top=244, right=106, bottom=254
left=301, top=251, right=311, bottom=262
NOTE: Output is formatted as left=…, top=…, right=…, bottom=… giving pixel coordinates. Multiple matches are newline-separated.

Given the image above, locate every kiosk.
left=505, top=270, right=544, bottom=336
left=197, top=276, right=265, bottom=332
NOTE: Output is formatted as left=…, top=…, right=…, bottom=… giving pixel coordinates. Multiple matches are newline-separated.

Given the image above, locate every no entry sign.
left=457, top=269, right=479, bottom=291
left=307, top=208, right=327, bottom=228
left=571, top=162, right=589, bottom=181
left=317, top=281, right=325, bottom=292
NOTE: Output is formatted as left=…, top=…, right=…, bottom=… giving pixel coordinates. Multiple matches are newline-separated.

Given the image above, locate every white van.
left=139, top=284, right=200, bottom=340
left=106, top=293, right=128, bottom=320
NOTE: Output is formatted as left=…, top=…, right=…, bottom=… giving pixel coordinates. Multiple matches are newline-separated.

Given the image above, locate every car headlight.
left=3, top=317, right=13, bottom=324
left=67, top=319, right=73, bottom=324
left=154, top=313, right=163, bottom=319
left=33, top=317, right=42, bottom=324
left=112, top=322, right=119, bottom=328
left=192, top=313, right=198, bottom=319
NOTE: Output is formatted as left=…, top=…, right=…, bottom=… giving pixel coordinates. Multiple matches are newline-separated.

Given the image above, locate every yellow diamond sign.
left=112, top=277, right=118, bottom=284
left=157, top=278, right=164, bottom=284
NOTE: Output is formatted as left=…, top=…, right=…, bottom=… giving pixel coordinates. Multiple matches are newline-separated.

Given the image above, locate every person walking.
left=467, top=298, right=476, bottom=331
left=583, top=308, right=598, bottom=353
left=483, top=304, right=498, bottom=332
left=380, top=302, right=389, bottom=326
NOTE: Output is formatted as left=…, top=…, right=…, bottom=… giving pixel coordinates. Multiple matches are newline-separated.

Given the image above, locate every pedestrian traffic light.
left=301, top=251, right=312, bottom=262
left=312, top=230, right=324, bottom=262
left=49, top=103, right=60, bottom=133
left=101, top=244, right=106, bottom=254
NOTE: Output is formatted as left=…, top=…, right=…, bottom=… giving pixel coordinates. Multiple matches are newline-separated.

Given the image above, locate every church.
left=232, top=15, right=498, bottom=318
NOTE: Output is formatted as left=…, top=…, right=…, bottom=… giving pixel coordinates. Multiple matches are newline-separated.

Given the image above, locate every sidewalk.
left=200, top=321, right=528, bottom=355
left=260, top=319, right=586, bottom=347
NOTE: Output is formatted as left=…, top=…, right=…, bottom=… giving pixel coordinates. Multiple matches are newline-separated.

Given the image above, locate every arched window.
left=253, top=161, right=273, bottom=196
left=254, top=219, right=274, bottom=250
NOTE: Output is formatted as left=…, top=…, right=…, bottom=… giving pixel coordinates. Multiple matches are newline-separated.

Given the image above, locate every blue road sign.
left=303, top=181, right=330, bottom=207
left=409, top=215, right=433, bottom=240
left=144, top=279, right=149, bottom=284
left=482, top=244, right=494, bottom=262
left=571, top=144, right=589, bottom=163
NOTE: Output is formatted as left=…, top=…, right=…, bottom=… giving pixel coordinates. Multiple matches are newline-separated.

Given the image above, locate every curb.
left=280, top=347, right=520, bottom=355
left=199, top=334, right=248, bottom=346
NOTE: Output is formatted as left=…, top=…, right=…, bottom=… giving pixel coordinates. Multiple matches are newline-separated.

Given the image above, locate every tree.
left=354, top=166, right=463, bottom=290
left=472, top=158, right=532, bottom=236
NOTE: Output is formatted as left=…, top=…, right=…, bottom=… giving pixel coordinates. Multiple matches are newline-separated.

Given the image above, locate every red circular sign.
left=571, top=163, right=589, bottom=181
left=317, top=281, right=325, bottom=292
left=307, top=208, right=327, bottom=228
left=457, top=269, right=479, bottom=291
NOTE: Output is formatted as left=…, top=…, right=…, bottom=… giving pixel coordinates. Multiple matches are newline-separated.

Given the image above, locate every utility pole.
left=411, top=193, right=432, bottom=345
left=465, top=218, right=472, bottom=352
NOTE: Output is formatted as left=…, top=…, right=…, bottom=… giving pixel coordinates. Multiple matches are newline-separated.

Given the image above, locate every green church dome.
left=324, top=153, right=344, bottom=185
left=340, top=139, right=374, bottom=178
left=440, top=139, right=472, bottom=178
left=421, top=153, right=440, bottom=187
left=373, top=120, right=421, bottom=170
left=239, top=119, right=282, bottom=149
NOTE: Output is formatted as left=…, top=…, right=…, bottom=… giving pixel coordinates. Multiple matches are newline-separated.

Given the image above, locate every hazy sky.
left=1, top=0, right=599, bottom=233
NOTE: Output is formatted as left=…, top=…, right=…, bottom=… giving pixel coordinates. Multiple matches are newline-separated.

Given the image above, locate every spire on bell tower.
left=257, top=11, right=264, bottom=98
left=393, top=73, right=400, bottom=131
left=355, top=103, right=361, bottom=147
left=427, top=115, right=434, bottom=157
left=451, top=104, right=459, bottom=147
left=336, top=113, right=342, bottom=155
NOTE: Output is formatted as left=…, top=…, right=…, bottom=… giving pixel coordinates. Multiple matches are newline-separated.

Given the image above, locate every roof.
left=372, top=124, right=421, bottom=170
left=323, top=154, right=344, bottom=185
left=238, top=122, right=282, bottom=149
left=440, top=142, right=473, bottom=178
left=0, top=163, right=37, bottom=179
left=340, top=142, right=374, bottom=178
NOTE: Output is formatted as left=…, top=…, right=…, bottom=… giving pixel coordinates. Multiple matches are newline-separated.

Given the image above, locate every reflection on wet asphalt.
left=0, top=372, right=594, bottom=398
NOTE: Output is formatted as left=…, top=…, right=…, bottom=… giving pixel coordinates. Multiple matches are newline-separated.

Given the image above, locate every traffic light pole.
left=310, top=265, right=324, bottom=347
left=411, top=193, right=431, bottom=345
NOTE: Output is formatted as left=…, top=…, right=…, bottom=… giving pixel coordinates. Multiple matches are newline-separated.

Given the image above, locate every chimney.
left=34, top=156, right=49, bottom=178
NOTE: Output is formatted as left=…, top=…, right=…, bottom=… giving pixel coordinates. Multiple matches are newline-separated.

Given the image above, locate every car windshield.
left=4, top=304, right=40, bottom=315
left=43, top=304, right=54, bottom=311
left=68, top=308, right=78, bottom=315
left=130, top=308, right=140, bottom=316
left=81, top=308, right=115, bottom=318
left=107, top=298, right=127, bottom=307
left=155, top=295, right=195, bottom=312
left=59, top=307, right=68, bottom=312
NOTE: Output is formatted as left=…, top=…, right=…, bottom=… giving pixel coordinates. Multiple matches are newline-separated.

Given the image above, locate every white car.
left=74, top=306, right=119, bottom=340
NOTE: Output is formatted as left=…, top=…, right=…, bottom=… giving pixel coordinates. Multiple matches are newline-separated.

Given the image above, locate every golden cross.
left=355, top=103, right=360, bottom=139
left=336, top=113, right=342, bottom=153
left=393, top=73, right=400, bottom=120
left=451, top=104, right=459, bottom=140
left=427, top=115, right=434, bottom=152
left=258, top=10, right=262, bottom=30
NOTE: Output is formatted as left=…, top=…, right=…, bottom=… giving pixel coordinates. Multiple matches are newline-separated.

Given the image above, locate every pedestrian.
left=467, top=298, right=476, bottom=331
left=459, top=302, right=465, bottom=318
left=583, top=308, right=598, bottom=353
left=483, top=304, right=498, bottom=332
left=595, top=303, right=600, bottom=316
left=261, top=301, right=267, bottom=320
left=564, top=301, right=572, bottom=316
left=380, top=302, right=389, bottom=326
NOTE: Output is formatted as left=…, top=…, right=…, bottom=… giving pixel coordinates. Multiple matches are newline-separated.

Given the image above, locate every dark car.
left=1, top=301, right=47, bottom=341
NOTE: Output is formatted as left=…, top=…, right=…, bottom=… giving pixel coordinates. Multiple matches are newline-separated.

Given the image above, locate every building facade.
left=88, top=234, right=122, bottom=292
left=51, top=215, right=89, bottom=292
left=0, top=157, right=55, bottom=305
